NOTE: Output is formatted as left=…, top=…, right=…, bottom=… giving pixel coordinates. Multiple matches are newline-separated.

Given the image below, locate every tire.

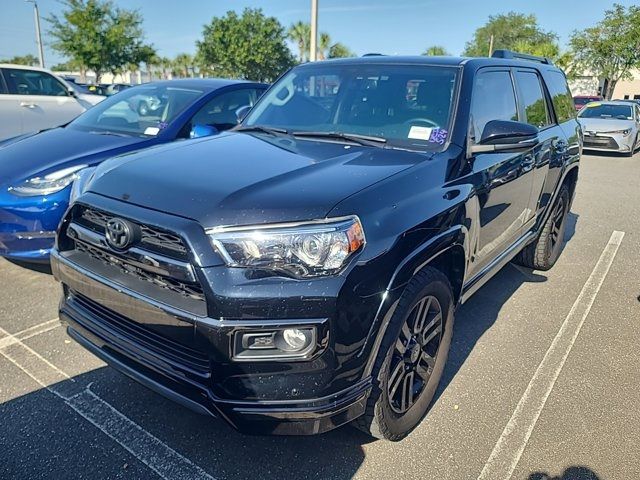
left=514, top=184, right=570, bottom=271
left=138, top=101, right=149, bottom=116
left=354, top=267, right=454, bottom=441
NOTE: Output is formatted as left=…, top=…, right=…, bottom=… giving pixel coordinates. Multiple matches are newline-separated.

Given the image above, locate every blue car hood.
left=0, top=127, right=149, bottom=185
left=88, top=132, right=430, bottom=227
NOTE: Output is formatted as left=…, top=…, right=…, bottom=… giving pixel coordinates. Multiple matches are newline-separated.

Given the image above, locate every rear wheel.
left=515, top=184, right=570, bottom=270
left=354, top=267, right=454, bottom=441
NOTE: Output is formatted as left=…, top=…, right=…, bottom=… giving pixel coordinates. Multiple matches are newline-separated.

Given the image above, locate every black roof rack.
left=491, top=49, right=552, bottom=65
left=362, top=53, right=385, bottom=57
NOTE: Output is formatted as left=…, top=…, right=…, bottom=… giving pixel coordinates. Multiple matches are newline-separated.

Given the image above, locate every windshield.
left=69, top=85, right=204, bottom=136
left=244, top=63, right=459, bottom=150
left=578, top=103, right=634, bottom=120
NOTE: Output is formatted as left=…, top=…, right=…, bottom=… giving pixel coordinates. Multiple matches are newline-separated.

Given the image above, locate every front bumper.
left=0, top=187, right=70, bottom=261
left=51, top=249, right=371, bottom=435
left=582, top=132, right=634, bottom=153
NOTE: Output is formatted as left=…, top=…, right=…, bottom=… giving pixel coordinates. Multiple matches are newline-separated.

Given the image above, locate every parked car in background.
left=51, top=52, right=580, bottom=440
left=62, top=79, right=105, bottom=107
left=0, top=78, right=267, bottom=263
left=573, top=95, right=603, bottom=111
left=87, top=83, right=132, bottom=97
left=0, top=64, right=87, bottom=141
left=577, top=100, right=640, bottom=156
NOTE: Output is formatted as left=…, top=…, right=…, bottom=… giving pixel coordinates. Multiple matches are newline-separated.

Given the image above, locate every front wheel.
left=354, top=267, right=454, bottom=441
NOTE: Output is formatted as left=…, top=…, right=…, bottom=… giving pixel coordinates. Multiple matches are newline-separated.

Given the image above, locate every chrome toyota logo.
left=105, top=218, right=134, bottom=250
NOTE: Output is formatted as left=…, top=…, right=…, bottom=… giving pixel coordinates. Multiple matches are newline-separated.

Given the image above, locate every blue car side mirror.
left=190, top=124, right=218, bottom=139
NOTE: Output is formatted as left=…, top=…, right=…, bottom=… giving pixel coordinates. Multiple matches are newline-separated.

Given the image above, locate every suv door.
left=467, top=68, right=538, bottom=276
left=513, top=68, right=559, bottom=229
left=2, top=67, right=86, bottom=136
left=0, top=69, right=23, bottom=140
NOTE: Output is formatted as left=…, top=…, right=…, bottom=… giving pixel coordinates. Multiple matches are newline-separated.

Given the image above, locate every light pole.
left=26, top=0, right=45, bottom=68
left=309, top=0, right=318, bottom=62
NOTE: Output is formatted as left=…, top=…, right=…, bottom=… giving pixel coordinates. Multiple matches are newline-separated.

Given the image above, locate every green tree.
left=197, top=8, right=294, bottom=82
left=464, top=12, right=558, bottom=57
left=173, top=53, right=195, bottom=78
left=317, top=32, right=332, bottom=61
left=288, top=21, right=310, bottom=62
left=570, top=3, right=640, bottom=99
left=422, top=45, right=450, bottom=56
left=47, top=0, right=155, bottom=82
left=1, top=54, right=39, bottom=66
left=328, top=42, right=355, bottom=58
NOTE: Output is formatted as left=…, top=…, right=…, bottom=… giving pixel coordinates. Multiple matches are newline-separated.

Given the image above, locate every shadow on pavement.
left=529, top=466, right=601, bottom=480
left=5, top=258, right=52, bottom=275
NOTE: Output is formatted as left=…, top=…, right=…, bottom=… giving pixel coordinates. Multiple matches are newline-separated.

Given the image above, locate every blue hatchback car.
left=0, top=78, right=267, bottom=263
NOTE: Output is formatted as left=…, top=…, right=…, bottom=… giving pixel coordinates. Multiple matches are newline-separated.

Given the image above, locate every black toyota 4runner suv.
left=52, top=51, right=580, bottom=441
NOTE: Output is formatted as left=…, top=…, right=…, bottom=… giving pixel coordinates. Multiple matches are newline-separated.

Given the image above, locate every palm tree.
left=173, top=53, right=194, bottom=78
left=288, top=21, right=310, bottom=62
left=328, top=42, right=355, bottom=58
left=317, top=32, right=332, bottom=61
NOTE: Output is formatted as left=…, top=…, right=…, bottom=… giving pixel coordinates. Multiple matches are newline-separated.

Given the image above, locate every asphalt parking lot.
left=1, top=152, right=639, bottom=480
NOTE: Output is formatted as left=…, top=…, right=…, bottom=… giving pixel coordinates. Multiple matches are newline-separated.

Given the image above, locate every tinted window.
left=516, top=71, right=551, bottom=128
left=190, top=88, right=262, bottom=131
left=470, top=70, right=518, bottom=141
left=3, top=68, right=68, bottom=96
left=578, top=103, right=633, bottom=120
left=245, top=64, right=459, bottom=151
left=545, top=72, right=575, bottom=123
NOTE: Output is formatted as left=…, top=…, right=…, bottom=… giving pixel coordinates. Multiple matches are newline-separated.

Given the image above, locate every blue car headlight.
left=9, top=165, right=88, bottom=197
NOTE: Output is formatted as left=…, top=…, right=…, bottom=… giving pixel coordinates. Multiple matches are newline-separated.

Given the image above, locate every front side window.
left=189, top=88, right=262, bottom=132
left=69, top=85, right=204, bottom=136
left=470, top=70, right=518, bottom=142
left=516, top=71, right=551, bottom=129
left=245, top=64, right=459, bottom=151
left=3, top=68, right=68, bottom=96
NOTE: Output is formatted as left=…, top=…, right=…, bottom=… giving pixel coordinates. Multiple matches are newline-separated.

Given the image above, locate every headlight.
left=208, top=216, right=365, bottom=278
left=603, top=129, right=632, bottom=136
left=9, top=165, right=88, bottom=196
left=69, top=166, right=97, bottom=203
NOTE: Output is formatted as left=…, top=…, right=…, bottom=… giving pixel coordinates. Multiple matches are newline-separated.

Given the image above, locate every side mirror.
left=235, top=105, right=252, bottom=123
left=190, top=124, right=218, bottom=139
left=471, top=120, right=539, bottom=154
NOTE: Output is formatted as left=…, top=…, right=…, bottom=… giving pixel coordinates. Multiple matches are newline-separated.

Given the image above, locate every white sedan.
left=0, top=64, right=87, bottom=141
left=578, top=100, right=640, bottom=157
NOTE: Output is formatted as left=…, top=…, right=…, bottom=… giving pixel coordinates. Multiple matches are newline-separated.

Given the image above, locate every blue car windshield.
left=244, top=63, right=459, bottom=150
left=69, top=85, right=204, bottom=136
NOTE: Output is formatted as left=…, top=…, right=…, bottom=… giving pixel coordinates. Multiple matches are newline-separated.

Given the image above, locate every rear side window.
left=515, top=71, right=551, bottom=129
left=544, top=72, right=575, bottom=123
left=470, top=70, right=518, bottom=142
left=3, top=68, right=68, bottom=96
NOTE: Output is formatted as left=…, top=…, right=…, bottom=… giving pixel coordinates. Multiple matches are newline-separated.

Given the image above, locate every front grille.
left=78, top=207, right=188, bottom=260
left=75, top=241, right=205, bottom=301
left=70, top=291, right=211, bottom=377
left=583, top=136, right=619, bottom=150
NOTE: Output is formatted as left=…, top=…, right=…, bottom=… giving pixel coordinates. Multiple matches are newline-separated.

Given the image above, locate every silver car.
left=577, top=100, right=640, bottom=156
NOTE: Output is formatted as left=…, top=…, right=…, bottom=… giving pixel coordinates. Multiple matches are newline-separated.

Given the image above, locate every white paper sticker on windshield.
left=144, top=127, right=160, bottom=136
left=408, top=126, right=432, bottom=140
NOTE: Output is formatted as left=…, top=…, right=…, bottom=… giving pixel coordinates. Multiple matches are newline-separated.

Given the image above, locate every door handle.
left=20, top=102, right=37, bottom=109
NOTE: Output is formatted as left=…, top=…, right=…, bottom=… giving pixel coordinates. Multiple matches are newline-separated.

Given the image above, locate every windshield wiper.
left=291, top=131, right=387, bottom=148
left=88, top=130, right=131, bottom=137
left=233, top=125, right=290, bottom=136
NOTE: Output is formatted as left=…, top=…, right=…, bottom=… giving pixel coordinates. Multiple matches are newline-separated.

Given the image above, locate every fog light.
left=279, top=328, right=310, bottom=352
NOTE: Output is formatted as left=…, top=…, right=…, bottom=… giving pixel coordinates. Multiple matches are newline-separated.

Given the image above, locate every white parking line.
left=478, top=230, right=625, bottom=480
left=0, top=318, right=61, bottom=350
left=0, top=326, right=216, bottom=480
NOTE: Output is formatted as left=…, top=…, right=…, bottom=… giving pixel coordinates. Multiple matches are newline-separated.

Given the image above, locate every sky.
left=0, top=0, right=636, bottom=67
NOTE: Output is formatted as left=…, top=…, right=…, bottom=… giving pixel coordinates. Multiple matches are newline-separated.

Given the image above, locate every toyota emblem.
left=105, top=218, right=135, bottom=250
